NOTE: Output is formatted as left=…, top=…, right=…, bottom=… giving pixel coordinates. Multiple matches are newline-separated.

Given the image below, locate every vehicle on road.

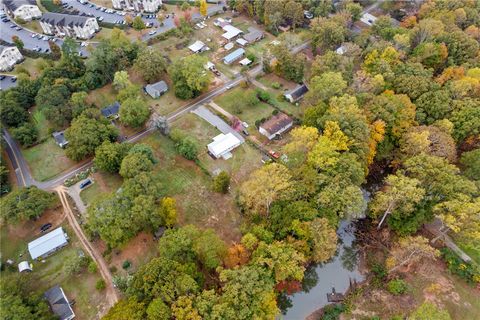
left=148, top=30, right=156, bottom=35
left=0, top=75, right=5, bottom=80
left=11, top=76, right=17, bottom=82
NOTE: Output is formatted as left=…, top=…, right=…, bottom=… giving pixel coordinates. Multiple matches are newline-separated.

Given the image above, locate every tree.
left=439, top=30, right=479, bottom=65
left=305, top=72, right=347, bottom=105
left=309, top=217, right=337, bottom=263
left=170, top=129, right=198, bottom=160
left=199, top=0, right=207, bottom=16
left=415, top=90, right=453, bottom=125
left=94, top=141, right=130, bottom=173
left=35, top=83, right=72, bottom=127
left=159, top=197, right=177, bottom=227
left=386, top=236, right=439, bottom=273
left=12, top=35, right=24, bottom=50
left=270, top=44, right=305, bottom=83
left=168, top=55, right=210, bottom=99
left=65, top=110, right=117, bottom=160
left=113, top=70, right=131, bottom=91
left=0, top=187, right=55, bottom=222
left=239, top=163, right=293, bottom=215
left=224, top=244, right=250, bottom=268
left=69, top=91, right=89, bottom=118
left=102, top=298, right=146, bottom=320
left=450, top=98, right=480, bottom=142
left=172, top=296, right=201, bottom=320
left=119, top=152, right=154, bottom=179
left=119, top=98, right=150, bottom=128
left=11, top=124, right=38, bottom=147
left=370, top=174, right=426, bottom=232
left=409, top=302, right=451, bottom=320
left=213, top=171, right=230, bottom=193
left=132, top=16, right=146, bottom=30
left=345, top=2, right=362, bottom=21
left=48, top=40, right=61, bottom=60
left=117, top=84, right=141, bottom=103
left=311, top=18, right=347, bottom=52
left=134, top=47, right=167, bottom=83
left=146, top=298, right=171, bottom=320
left=185, top=226, right=227, bottom=270
left=0, top=97, right=28, bottom=127
left=460, top=149, right=480, bottom=181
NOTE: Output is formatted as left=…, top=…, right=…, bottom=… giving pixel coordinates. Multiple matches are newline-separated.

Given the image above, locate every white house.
left=360, top=13, right=377, bottom=26
left=28, top=227, right=69, bottom=260
left=0, top=45, right=24, bottom=72
left=40, top=13, right=99, bottom=40
left=188, top=40, right=208, bottom=53
left=222, top=25, right=243, bottom=41
left=259, top=113, right=293, bottom=140
left=2, top=0, right=41, bottom=21
left=18, top=261, right=32, bottom=273
left=112, top=0, right=162, bottom=12
left=208, top=133, right=242, bottom=159
left=284, top=84, right=308, bottom=103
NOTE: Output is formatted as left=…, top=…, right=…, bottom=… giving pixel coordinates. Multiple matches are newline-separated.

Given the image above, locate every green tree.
left=94, top=141, right=130, bottom=173
left=311, top=18, right=347, bottom=51
left=270, top=44, right=305, bottom=83
left=102, top=298, right=146, bottom=320
left=0, top=187, right=55, bottom=222
left=309, top=217, right=337, bottom=263
left=305, top=72, right=347, bottom=105
left=460, top=149, right=480, bottom=180
left=439, top=30, right=479, bottom=65
left=65, top=109, right=118, bottom=161
left=35, top=83, right=72, bottom=127
left=169, top=55, right=210, bottom=99
left=117, top=84, right=141, bottom=103
left=113, top=70, right=131, bottom=91
left=132, top=16, right=146, bottom=30
left=11, top=124, right=38, bottom=147
left=213, top=171, right=230, bottom=193
left=410, top=302, right=451, bottom=320
left=119, top=152, right=154, bottom=179
left=450, top=98, right=480, bottom=142
left=415, top=90, right=453, bottom=125
left=12, top=35, right=24, bottom=49
left=184, top=225, right=227, bottom=270
left=69, top=91, right=89, bottom=118
left=172, top=296, right=201, bottom=320
left=146, top=298, right=171, bottom=320
left=134, top=47, right=167, bottom=83
left=170, top=129, right=198, bottom=160
left=119, top=98, right=150, bottom=128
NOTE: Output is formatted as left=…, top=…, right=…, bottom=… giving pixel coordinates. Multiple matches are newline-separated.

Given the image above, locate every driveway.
left=67, top=180, right=89, bottom=214
left=192, top=105, right=244, bottom=142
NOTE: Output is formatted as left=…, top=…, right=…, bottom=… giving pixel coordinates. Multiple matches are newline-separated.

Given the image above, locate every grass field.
left=171, top=113, right=220, bottom=146
left=22, top=139, right=77, bottom=182
left=80, top=172, right=123, bottom=206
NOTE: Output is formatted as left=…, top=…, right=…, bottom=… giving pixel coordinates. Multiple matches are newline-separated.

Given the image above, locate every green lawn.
left=80, top=172, right=123, bottom=206
left=22, top=139, right=77, bottom=182
left=171, top=113, right=221, bottom=146
left=214, top=87, right=275, bottom=126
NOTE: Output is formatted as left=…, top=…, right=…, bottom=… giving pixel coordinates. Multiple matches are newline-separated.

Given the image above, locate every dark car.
left=0, top=75, right=5, bottom=80
left=11, top=76, right=17, bottom=82
left=40, top=223, right=52, bottom=232
left=79, top=179, right=92, bottom=189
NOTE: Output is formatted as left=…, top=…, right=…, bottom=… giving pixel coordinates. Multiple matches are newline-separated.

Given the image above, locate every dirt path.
left=55, top=186, right=119, bottom=316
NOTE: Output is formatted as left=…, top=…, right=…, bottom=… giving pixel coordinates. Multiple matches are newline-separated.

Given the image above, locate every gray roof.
left=224, top=48, right=245, bottom=64
left=285, top=84, right=308, bottom=101
left=52, top=131, right=68, bottom=146
left=101, top=101, right=120, bottom=118
left=28, top=227, right=68, bottom=260
left=145, top=80, right=168, bottom=93
left=2, top=0, right=36, bottom=11
left=44, top=286, right=75, bottom=320
left=244, top=27, right=264, bottom=42
left=40, top=12, right=91, bottom=27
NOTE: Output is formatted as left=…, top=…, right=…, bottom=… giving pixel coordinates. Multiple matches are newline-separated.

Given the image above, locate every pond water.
left=280, top=220, right=365, bottom=319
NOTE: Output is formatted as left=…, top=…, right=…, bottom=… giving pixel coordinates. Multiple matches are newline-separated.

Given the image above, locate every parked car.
left=268, top=150, right=280, bottom=159
left=148, top=30, right=156, bottom=35
left=79, top=179, right=92, bottom=189
left=40, top=223, right=52, bottom=232
left=0, top=75, right=5, bottom=80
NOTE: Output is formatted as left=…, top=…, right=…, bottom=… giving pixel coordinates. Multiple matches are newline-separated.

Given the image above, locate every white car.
left=148, top=30, right=156, bottom=35
left=31, top=33, right=37, bottom=38
left=80, top=42, right=87, bottom=47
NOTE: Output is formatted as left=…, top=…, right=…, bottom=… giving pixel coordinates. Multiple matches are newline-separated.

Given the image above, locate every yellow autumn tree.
left=308, top=121, right=350, bottom=169
left=367, top=119, right=385, bottom=165
left=159, top=197, right=177, bottom=227
left=199, top=0, right=207, bottom=17
left=386, top=236, right=439, bottom=273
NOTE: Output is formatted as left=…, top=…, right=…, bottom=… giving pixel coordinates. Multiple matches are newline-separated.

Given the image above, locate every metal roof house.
left=144, top=80, right=168, bottom=99
left=223, top=48, right=245, bottom=65
left=259, top=113, right=293, bottom=140
left=360, top=13, right=377, bottom=26
left=101, top=101, right=120, bottom=119
left=44, top=286, right=75, bottom=320
left=188, top=40, right=208, bottom=53
left=28, top=227, right=69, bottom=260
left=222, top=25, right=243, bottom=41
left=284, top=84, right=308, bottom=103
left=207, top=133, right=242, bottom=159
left=52, top=131, right=68, bottom=148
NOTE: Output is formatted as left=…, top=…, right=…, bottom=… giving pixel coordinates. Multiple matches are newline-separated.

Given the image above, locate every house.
left=0, top=45, right=24, bottom=72
left=208, top=133, right=243, bottom=159
left=236, top=38, right=248, bottom=47
left=360, top=13, right=377, bottom=26
left=239, top=58, right=252, bottom=66
left=188, top=40, right=208, bottom=53
left=222, top=25, right=243, bottom=41
left=44, top=286, right=75, bottom=320
left=28, top=227, right=69, bottom=260
left=224, top=42, right=234, bottom=51
left=101, top=101, right=120, bottom=119
left=223, top=48, right=245, bottom=64
left=112, top=0, right=162, bottom=12
left=259, top=113, right=293, bottom=140
left=52, top=131, right=68, bottom=148
left=18, top=261, right=32, bottom=273
left=2, top=0, right=41, bottom=21
left=335, top=45, right=347, bottom=55
left=144, top=80, right=168, bottom=99
left=243, top=27, right=264, bottom=43
left=284, top=84, right=308, bottom=103
left=40, top=13, right=99, bottom=40
left=213, top=17, right=229, bottom=28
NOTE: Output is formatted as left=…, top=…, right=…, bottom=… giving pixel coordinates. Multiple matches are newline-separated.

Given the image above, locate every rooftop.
left=188, top=40, right=206, bottom=53
left=2, top=0, right=36, bottom=11
left=260, top=113, right=293, bottom=135
left=101, top=101, right=120, bottom=118
left=44, top=286, right=75, bottom=320
left=222, top=25, right=243, bottom=40
left=145, top=80, right=168, bottom=93
left=243, top=27, right=264, bottom=42
left=28, top=227, right=68, bottom=260
left=285, top=84, right=308, bottom=101
left=41, top=12, right=92, bottom=27
left=208, top=133, right=242, bottom=158
left=224, top=48, right=245, bottom=63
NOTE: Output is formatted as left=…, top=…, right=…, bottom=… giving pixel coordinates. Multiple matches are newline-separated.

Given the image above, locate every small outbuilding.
left=52, top=131, right=68, bottom=148
left=236, top=38, right=248, bottom=46
left=188, top=40, right=208, bottom=53
left=44, top=285, right=75, bottom=320
left=144, top=80, right=168, bottom=99
left=284, top=84, right=308, bottom=103
left=223, top=48, right=245, bottom=64
left=101, top=101, right=120, bottom=119
left=28, top=227, right=69, bottom=260
left=259, top=113, right=293, bottom=140
left=239, top=58, right=252, bottom=66
left=207, top=133, right=242, bottom=159
left=360, top=13, right=377, bottom=26
left=18, top=261, right=32, bottom=273
left=224, top=42, right=234, bottom=51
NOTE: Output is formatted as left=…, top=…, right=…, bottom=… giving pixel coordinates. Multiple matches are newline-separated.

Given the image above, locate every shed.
left=208, top=133, right=242, bottom=159
left=222, top=25, right=243, bottom=40
left=259, top=113, right=293, bottom=140
left=224, top=42, right=234, bottom=51
left=144, top=80, right=168, bottom=99
left=52, top=131, right=68, bottom=148
left=101, top=101, right=120, bottom=119
left=243, top=27, right=264, bottom=43
left=239, top=58, right=252, bottom=66
left=223, top=48, right=245, bottom=64
left=18, top=261, right=32, bottom=273
left=28, top=227, right=69, bottom=260
left=188, top=40, right=207, bottom=53
left=360, top=13, right=377, bottom=26
left=44, top=286, right=75, bottom=320
left=236, top=38, right=248, bottom=46
left=204, top=61, right=215, bottom=70
left=284, top=84, right=308, bottom=103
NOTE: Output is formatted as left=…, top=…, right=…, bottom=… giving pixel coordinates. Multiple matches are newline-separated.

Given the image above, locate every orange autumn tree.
left=224, top=244, right=250, bottom=268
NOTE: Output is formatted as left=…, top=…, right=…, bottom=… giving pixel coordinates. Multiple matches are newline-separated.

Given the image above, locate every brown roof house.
left=259, top=113, right=293, bottom=140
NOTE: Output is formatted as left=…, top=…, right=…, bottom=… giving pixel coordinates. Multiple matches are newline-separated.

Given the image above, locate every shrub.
left=109, top=266, right=118, bottom=274
left=213, top=171, right=230, bottom=193
left=256, top=88, right=271, bottom=103
left=96, top=279, right=106, bottom=291
left=88, top=261, right=98, bottom=273
left=387, top=279, right=408, bottom=295
left=271, top=82, right=282, bottom=89
left=122, top=260, right=132, bottom=270
left=441, top=248, right=480, bottom=285
left=170, top=129, right=198, bottom=160
left=321, top=303, right=346, bottom=320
